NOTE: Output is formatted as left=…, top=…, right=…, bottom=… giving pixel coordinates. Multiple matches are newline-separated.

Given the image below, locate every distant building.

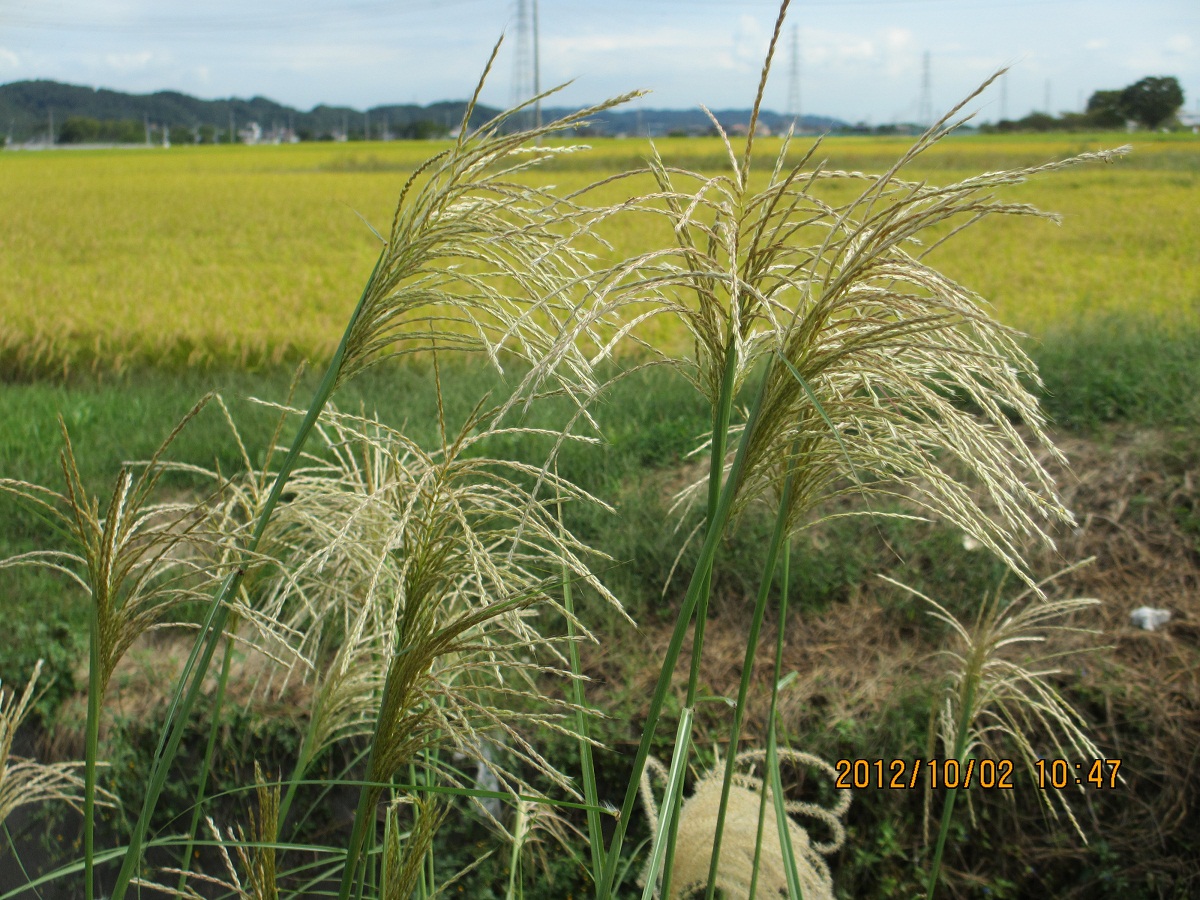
left=238, top=121, right=263, bottom=144
left=729, top=121, right=772, bottom=137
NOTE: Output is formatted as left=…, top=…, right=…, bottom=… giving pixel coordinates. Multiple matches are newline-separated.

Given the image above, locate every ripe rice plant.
left=0, top=3, right=1121, bottom=895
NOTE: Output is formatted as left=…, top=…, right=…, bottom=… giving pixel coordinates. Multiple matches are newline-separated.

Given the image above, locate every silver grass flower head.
left=884, top=566, right=1104, bottom=839
left=331, top=37, right=646, bottom=416
left=209, top=401, right=619, bottom=796
left=0, top=661, right=91, bottom=826
left=643, top=79, right=1129, bottom=583
left=0, top=398, right=226, bottom=697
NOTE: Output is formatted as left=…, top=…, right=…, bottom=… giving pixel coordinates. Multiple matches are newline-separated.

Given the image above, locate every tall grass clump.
left=0, top=3, right=1123, bottom=895
left=0, top=399, right=222, bottom=896
left=1, top=42, right=638, bottom=897
left=575, top=2, right=1122, bottom=893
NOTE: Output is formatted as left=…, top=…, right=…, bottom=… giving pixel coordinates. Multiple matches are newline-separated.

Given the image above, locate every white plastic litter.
left=1130, top=606, right=1172, bottom=631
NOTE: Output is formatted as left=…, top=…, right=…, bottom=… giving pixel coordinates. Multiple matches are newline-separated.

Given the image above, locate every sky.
left=2, top=0, right=1197, bottom=125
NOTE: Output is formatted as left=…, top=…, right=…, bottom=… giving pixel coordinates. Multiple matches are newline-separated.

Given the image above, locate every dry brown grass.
left=47, top=631, right=313, bottom=760
left=581, top=423, right=1199, bottom=891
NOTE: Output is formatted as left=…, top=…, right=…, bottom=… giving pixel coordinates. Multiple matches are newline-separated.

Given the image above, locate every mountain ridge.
left=0, top=78, right=848, bottom=143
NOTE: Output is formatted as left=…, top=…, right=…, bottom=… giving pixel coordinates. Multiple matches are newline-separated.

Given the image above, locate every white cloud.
left=731, top=14, right=770, bottom=69
left=0, top=47, right=19, bottom=69
left=105, top=50, right=154, bottom=71
left=1084, top=38, right=1109, bottom=51
left=885, top=28, right=915, bottom=54
left=1165, top=35, right=1193, bottom=54
left=547, top=30, right=698, bottom=56
left=256, top=42, right=397, bottom=73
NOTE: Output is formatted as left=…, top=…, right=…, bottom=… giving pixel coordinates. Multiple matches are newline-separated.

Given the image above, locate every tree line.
left=984, top=76, right=1186, bottom=134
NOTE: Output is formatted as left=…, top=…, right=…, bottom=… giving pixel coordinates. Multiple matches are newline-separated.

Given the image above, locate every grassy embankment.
left=1, top=133, right=1198, bottom=897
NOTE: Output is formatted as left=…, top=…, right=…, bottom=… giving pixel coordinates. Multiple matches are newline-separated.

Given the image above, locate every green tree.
left=58, top=116, right=101, bottom=143
left=1018, top=112, right=1057, bottom=132
left=1119, top=76, right=1184, bottom=129
left=1086, top=89, right=1125, bottom=128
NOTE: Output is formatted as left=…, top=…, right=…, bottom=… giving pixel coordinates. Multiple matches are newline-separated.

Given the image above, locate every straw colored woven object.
left=640, top=749, right=851, bottom=899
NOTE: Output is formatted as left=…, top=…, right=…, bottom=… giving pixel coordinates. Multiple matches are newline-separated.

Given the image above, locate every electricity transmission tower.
left=511, top=0, right=541, bottom=132
left=917, top=51, right=932, bottom=128
left=786, top=25, right=801, bottom=133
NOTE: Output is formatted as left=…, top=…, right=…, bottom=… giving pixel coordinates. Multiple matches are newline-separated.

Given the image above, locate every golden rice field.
left=1, top=132, right=1196, bottom=375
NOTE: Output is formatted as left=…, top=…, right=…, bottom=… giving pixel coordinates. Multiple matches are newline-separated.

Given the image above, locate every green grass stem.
left=82, top=585, right=102, bottom=900
left=703, top=461, right=796, bottom=899
left=925, top=668, right=979, bottom=899
left=557, top=485, right=605, bottom=891
left=597, top=367, right=771, bottom=896
left=175, top=628, right=237, bottom=893
left=768, top=544, right=804, bottom=899
left=639, top=708, right=694, bottom=900
left=663, top=338, right=741, bottom=900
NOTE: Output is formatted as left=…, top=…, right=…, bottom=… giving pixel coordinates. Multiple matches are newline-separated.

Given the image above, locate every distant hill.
left=542, top=105, right=845, bottom=137
left=0, top=79, right=846, bottom=144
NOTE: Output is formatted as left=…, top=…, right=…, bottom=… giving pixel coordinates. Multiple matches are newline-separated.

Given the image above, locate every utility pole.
left=1044, top=79, right=1052, bottom=114
left=229, top=110, right=235, bottom=144
left=48, top=108, right=53, bottom=146
left=786, top=25, right=800, bottom=132
left=145, top=114, right=151, bottom=146
left=365, top=109, right=370, bottom=141
left=1000, top=73, right=1008, bottom=122
left=917, top=51, right=932, bottom=128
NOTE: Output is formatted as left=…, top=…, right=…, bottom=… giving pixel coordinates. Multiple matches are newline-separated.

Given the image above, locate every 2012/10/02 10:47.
left=834, top=758, right=1124, bottom=791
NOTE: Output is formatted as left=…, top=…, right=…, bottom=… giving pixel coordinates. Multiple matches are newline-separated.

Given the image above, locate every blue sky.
left=2, top=0, right=1197, bottom=124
